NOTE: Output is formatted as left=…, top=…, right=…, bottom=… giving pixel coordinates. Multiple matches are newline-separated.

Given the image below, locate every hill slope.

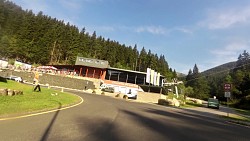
left=201, top=61, right=236, bottom=76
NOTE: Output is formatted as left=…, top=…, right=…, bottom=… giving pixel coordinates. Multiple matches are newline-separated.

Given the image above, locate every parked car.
left=125, top=89, right=137, bottom=99
left=102, top=87, right=115, bottom=93
left=6, top=75, right=23, bottom=83
left=207, top=98, right=219, bottom=109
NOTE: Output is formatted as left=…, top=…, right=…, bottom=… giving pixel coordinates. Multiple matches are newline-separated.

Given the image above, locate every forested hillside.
left=0, top=0, right=176, bottom=79
left=185, top=51, right=250, bottom=109
left=201, top=62, right=236, bottom=77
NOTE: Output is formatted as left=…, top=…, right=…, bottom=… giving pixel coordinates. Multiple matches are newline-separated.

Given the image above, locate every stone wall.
left=0, top=70, right=97, bottom=90
left=137, top=92, right=166, bottom=103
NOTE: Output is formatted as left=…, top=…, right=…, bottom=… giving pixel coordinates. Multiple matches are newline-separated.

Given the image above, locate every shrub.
left=115, top=93, right=120, bottom=98
left=0, top=76, right=7, bottom=83
left=123, top=95, right=128, bottom=100
left=167, top=92, right=175, bottom=99
left=234, top=95, right=250, bottom=110
left=158, top=99, right=170, bottom=106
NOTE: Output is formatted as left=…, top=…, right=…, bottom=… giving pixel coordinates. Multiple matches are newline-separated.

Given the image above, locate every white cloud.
left=83, top=24, right=194, bottom=38
left=134, top=26, right=194, bottom=35
left=171, top=27, right=193, bottom=35
left=59, top=0, right=83, bottom=10
left=208, top=42, right=249, bottom=68
left=200, top=6, right=250, bottom=29
left=12, top=0, right=48, bottom=14
left=59, top=0, right=104, bottom=10
left=89, top=26, right=115, bottom=33
left=211, top=42, right=248, bottom=56
left=97, top=26, right=115, bottom=32
left=85, top=25, right=167, bottom=35
left=135, top=26, right=167, bottom=35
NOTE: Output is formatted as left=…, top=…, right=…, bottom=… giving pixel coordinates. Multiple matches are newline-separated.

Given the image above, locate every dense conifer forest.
left=0, top=0, right=177, bottom=80
left=1, top=0, right=250, bottom=109
left=185, top=50, right=250, bottom=109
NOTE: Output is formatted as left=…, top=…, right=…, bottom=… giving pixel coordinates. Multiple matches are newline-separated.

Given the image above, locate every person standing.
left=33, top=71, right=41, bottom=92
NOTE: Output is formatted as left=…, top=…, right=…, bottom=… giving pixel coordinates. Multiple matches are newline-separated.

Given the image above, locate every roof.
left=74, top=56, right=165, bottom=78
left=108, top=67, right=165, bottom=77
left=108, top=67, right=146, bottom=74
left=75, top=57, right=109, bottom=69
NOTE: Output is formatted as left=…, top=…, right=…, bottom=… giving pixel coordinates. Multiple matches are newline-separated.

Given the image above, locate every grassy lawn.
left=234, top=108, right=250, bottom=117
left=219, top=108, right=250, bottom=126
left=181, top=101, right=203, bottom=108
left=0, top=80, right=81, bottom=117
left=220, top=114, right=250, bottom=125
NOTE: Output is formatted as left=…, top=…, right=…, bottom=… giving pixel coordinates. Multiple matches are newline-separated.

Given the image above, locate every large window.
left=105, top=69, right=146, bottom=85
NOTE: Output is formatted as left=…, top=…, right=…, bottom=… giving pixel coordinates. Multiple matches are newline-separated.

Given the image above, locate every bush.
left=123, top=95, right=128, bottom=100
left=167, top=92, right=175, bottom=99
left=92, top=90, right=96, bottom=94
left=101, top=91, right=105, bottom=95
left=158, top=99, right=170, bottom=106
left=167, top=92, right=186, bottom=104
left=0, top=76, right=7, bottom=83
left=234, top=95, right=250, bottom=110
left=115, top=93, right=120, bottom=98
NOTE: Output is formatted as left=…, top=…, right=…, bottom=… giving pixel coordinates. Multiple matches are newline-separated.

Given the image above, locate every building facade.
left=52, top=56, right=165, bottom=94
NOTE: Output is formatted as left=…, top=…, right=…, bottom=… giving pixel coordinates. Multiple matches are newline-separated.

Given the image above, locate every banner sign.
left=146, top=68, right=151, bottom=83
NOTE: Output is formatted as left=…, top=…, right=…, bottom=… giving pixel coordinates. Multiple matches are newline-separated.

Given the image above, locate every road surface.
left=0, top=91, right=249, bottom=141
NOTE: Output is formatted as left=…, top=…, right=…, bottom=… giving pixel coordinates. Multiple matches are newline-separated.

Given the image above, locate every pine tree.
left=0, top=0, right=175, bottom=79
left=185, top=64, right=210, bottom=99
left=193, top=64, right=199, bottom=74
left=138, top=47, right=147, bottom=71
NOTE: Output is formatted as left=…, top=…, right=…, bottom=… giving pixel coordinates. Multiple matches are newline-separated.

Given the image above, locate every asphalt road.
left=0, top=91, right=249, bottom=141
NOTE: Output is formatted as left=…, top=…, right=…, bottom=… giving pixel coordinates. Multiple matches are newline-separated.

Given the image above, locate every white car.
left=125, top=89, right=137, bottom=99
left=6, top=76, right=23, bottom=82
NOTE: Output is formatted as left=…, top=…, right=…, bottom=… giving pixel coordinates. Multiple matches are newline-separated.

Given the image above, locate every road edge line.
left=0, top=94, right=83, bottom=121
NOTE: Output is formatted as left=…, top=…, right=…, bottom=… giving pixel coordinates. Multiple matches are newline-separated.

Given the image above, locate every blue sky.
left=10, top=0, right=250, bottom=74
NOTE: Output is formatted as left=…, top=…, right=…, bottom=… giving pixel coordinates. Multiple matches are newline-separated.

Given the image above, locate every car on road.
left=6, top=75, right=23, bottom=83
left=207, top=98, right=219, bottom=109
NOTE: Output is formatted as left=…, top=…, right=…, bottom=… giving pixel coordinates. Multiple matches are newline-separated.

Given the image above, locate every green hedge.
left=235, top=95, right=250, bottom=110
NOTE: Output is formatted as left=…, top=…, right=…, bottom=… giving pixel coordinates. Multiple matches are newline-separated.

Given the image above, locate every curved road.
left=0, top=91, right=249, bottom=141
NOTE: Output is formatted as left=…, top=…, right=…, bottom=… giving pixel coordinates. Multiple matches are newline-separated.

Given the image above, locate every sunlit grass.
left=234, top=108, right=250, bottom=116
left=220, top=114, right=250, bottom=124
left=0, top=80, right=81, bottom=117
left=181, top=100, right=203, bottom=108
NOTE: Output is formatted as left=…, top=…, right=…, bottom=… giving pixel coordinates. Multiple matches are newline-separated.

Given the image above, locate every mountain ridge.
left=201, top=61, right=236, bottom=76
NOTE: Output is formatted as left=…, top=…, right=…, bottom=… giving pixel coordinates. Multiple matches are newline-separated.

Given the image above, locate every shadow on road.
left=118, top=108, right=247, bottom=141
left=73, top=106, right=247, bottom=141
left=40, top=101, right=62, bottom=141
left=75, top=117, right=120, bottom=141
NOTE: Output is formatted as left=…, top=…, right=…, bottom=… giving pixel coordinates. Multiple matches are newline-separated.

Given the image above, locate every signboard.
left=224, top=92, right=231, bottom=98
left=224, top=83, right=231, bottom=91
left=75, top=57, right=109, bottom=68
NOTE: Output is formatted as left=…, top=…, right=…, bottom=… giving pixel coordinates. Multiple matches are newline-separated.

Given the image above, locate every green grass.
left=233, top=108, right=250, bottom=117
left=166, top=92, right=203, bottom=108
left=220, top=114, right=250, bottom=124
left=181, top=100, right=203, bottom=108
left=0, top=80, right=81, bottom=117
